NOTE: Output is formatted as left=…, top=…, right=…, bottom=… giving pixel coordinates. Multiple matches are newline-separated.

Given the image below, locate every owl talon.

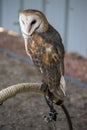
left=44, top=115, right=51, bottom=123
left=43, top=111, right=58, bottom=123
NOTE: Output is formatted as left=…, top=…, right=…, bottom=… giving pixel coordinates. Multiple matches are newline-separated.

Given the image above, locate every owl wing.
left=52, top=45, right=66, bottom=98
left=39, top=24, right=66, bottom=99
left=39, top=24, right=65, bottom=75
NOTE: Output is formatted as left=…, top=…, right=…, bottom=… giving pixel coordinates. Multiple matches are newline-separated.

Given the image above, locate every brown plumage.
left=19, top=9, right=66, bottom=101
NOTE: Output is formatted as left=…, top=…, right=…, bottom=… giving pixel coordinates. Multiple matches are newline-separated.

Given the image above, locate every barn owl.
left=19, top=9, right=66, bottom=104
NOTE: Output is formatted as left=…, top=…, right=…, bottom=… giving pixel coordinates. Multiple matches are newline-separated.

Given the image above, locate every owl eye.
left=31, top=20, right=36, bottom=25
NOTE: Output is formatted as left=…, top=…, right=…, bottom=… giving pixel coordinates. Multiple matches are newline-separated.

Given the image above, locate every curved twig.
left=0, top=82, right=42, bottom=103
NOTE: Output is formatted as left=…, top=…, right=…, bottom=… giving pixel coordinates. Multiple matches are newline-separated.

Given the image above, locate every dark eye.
left=31, top=20, right=36, bottom=25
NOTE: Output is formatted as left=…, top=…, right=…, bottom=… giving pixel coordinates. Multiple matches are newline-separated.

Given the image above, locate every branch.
left=0, top=82, right=42, bottom=103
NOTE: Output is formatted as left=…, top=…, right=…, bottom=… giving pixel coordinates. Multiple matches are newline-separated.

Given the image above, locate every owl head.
left=19, top=9, right=49, bottom=39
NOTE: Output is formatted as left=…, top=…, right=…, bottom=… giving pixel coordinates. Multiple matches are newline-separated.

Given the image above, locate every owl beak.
left=22, top=31, right=31, bottom=39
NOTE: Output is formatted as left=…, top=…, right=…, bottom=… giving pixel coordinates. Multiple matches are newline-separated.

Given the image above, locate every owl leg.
left=41, top=83, right=58, bottom=122
left=44, top=91, right=58, bottom=122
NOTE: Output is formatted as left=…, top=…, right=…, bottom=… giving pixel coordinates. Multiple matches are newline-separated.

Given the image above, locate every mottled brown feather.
left=26, top=25, right=65, bottom=97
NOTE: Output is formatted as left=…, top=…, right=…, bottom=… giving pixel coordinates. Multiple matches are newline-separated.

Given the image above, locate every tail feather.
left=53, top=75, right=66, bottom=100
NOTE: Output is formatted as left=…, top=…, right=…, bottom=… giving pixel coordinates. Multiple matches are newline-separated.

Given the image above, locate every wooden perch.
left=0, top=82, right=42, bottom=103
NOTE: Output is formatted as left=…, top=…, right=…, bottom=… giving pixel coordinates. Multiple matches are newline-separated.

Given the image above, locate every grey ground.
left=0, top=53, right=87, bottom=130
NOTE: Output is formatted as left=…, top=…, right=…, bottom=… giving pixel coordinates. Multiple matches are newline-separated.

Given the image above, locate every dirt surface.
left=0, top=53, right=87, bottom=130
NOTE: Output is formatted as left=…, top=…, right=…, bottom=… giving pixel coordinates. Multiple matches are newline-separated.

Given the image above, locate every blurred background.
left=0, top=0, right=87, bottom=57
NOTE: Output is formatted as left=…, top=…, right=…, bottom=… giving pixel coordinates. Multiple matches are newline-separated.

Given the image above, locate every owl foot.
left=44, top=110, right=58, bottom=123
